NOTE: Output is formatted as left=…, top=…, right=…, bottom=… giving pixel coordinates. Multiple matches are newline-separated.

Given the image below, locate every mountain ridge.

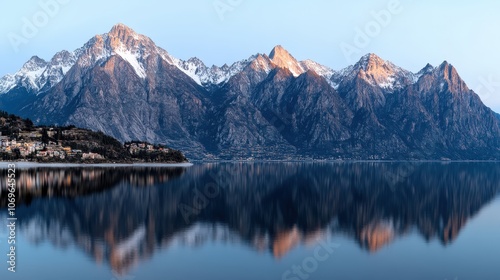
left=1, top=23, right=499, bottom=160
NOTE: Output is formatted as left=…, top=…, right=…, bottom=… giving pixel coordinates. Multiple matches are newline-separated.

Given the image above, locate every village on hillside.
left=0, top=112, right=187, bottom=163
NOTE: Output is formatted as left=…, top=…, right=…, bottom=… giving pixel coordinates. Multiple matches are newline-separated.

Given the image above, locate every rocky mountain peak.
left=106, top=23, right=156, bottom=53
left=268, top=45, right=304, bottom=77
left=48, top=51, right=79, bottom=75
left=22, top=56, right=48, bottom=72
left=186, top=57, right=205, bottom=66
left=269, top=45, right=292, bottom=60
left=434, top=61, right=469, bottom=93
left=0, top=56, right=46, bottom=94
left=355, top=53, right=399, bottom=78
left=50, top=50, right=72, bottom=64
left=248, top=54, right=274, bottom=74
left=74, top=23, right=163, bottom=78
left=415, top=61, right=469, bottom=94
left=357, top=53, right=386, bottom=71
left=417, top=63, right=435, bottom=76
left=351, top=53, right=415, bottom=91
left=437, top=61, right=457, bottom=79
left=108, top=23, right=139, bottom=41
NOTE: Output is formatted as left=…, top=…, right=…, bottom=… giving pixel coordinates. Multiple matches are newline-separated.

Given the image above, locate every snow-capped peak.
left=0, top=23, right=153, bottom=95
left=74, top=24, right=157, bottom=79
left=172, top=55, right=258, bottom=86
left=12, top=56, right=47, bottom=92
left=21, top=56, right=48, bottom=72
left=334, top=53, right=416, bottom=91
left=0, top=52, right=77, bottom=95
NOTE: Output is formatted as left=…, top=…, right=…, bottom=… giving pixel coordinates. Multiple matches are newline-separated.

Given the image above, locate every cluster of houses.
left=125, top=142, right=171, bottom=155
left=0, top=132, right=104, bottom=161
left=0, top=117, right=176, bottom=162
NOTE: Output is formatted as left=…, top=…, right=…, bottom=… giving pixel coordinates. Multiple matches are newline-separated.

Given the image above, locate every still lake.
left=0, top=162, right=499, bottom=280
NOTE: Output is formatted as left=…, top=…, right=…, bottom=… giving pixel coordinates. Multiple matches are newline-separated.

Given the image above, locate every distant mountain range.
left=1, top=23, right=499, bottom=160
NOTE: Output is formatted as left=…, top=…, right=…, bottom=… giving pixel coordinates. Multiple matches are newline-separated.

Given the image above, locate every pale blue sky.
left=1, top=0, right=499, bottom=111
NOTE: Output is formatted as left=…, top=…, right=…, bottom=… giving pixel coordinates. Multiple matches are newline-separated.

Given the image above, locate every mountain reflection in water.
left=1, top=162, right=499, bottom=274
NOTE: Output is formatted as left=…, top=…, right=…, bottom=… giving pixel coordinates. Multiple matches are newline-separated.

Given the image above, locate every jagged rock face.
left=37, top=57, right=208, bottom=155
left=202, top=57, right=297, bottom=158
left=407, top=62, right=499, bottom=158
left=252, top=69, right=353, bottom=153
left=0, top=24, right=499, bottom=160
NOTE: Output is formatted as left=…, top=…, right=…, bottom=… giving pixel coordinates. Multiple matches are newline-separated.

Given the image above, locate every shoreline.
left=1, top=160, right=498, bottom=168
left=0, top=162, right=194, bottom=168
left=190, top=159, right=500, bottom=163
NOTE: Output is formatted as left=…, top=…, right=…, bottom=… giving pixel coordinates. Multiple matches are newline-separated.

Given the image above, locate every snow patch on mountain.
left=114, top=45, right=147, bottom=79
left=300, top=59, right=338, bottom=87
left=171, top=57, right=205, bottom=85
left=0, top=75, right=16, bottom=93
left=378, top=76, right=396, bottom=90
left=114, top=226, right=146, bottom=260
left=169, top=223, right=241, bottom=247
left=156, top=47, right=175, bottom=65
left=300, top=60, right=335, bottom=78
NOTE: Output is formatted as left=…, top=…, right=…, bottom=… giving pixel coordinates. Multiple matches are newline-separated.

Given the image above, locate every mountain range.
left=1, top=23, right=499, bottom=160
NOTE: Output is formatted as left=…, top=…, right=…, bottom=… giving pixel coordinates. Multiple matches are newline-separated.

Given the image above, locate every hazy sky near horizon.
left=1, top=0, right=500, bottom=111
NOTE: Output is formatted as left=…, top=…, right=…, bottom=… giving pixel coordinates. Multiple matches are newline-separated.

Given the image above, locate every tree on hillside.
left=41, top=129, right=49, bottom=144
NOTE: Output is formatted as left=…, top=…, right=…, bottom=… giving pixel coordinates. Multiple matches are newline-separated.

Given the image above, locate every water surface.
left=0, top=162, right=499, bottom=280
